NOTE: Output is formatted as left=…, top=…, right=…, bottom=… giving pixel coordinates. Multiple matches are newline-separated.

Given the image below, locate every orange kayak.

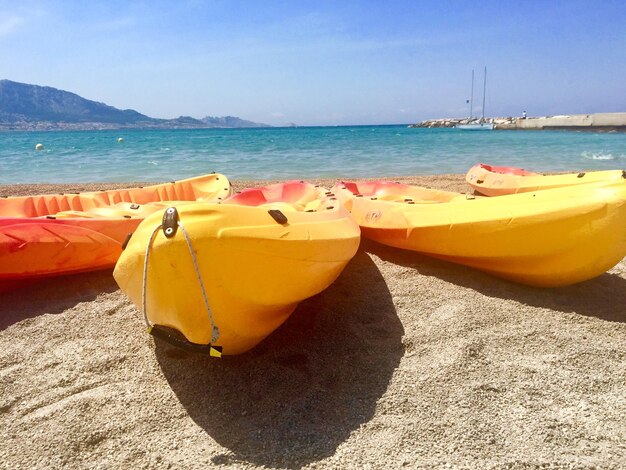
left=0, top=173, right=231, bottom=282
left=466, top=163, right=625, bottom=196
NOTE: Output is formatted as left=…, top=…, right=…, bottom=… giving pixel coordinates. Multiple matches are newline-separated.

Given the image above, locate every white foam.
left=581, top=151, right=617, bottom=160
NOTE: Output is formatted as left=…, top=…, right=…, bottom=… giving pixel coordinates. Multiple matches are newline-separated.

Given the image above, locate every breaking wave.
left=581, top=151, right=622, bottom=161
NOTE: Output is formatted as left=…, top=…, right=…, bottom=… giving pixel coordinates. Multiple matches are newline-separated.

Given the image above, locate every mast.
left=469, top=69, right=474, bottom=120
left=481, top=66, right=487, bottom=122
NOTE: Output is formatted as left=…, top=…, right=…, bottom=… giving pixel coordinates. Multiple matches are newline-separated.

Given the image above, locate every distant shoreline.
left=0, top=123, right=410, bottom=132
left=0, top=122, right=274, bottom=132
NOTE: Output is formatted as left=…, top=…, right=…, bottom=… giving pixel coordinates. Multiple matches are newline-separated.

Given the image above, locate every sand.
left=1, top=174, right=625, bottom=469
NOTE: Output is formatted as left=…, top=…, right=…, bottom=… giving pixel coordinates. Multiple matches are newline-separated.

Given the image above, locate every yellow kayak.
left=333, top=179, right=626, bottom=287
left=113, top=181, right=360, bottom=355
left=466, top=163, right=625, bottom=196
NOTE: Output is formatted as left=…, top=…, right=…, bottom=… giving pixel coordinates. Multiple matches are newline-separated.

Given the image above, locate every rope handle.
left=141, top=207, right=220, bottom=349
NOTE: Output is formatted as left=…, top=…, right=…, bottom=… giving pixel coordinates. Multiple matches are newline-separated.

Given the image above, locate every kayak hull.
left=334, top=180, right=626, bottom=287
left=114, top=182, right=361, bottom=354
left=466, top=163, right=625, bottom=196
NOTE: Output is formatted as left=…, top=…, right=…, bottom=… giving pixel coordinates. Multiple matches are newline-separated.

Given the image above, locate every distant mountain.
left=201, top=115, right=270, bottom=128
left=0, top=80, right=269, bottom=130
left=0, top=80, right=154, bottom=127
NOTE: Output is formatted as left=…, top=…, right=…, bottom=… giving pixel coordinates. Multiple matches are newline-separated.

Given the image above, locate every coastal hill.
left=0, top=80, right=270, bottom=130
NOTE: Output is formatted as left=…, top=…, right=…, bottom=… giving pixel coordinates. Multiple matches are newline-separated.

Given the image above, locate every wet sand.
left=1, top=174, right=625, bottom=469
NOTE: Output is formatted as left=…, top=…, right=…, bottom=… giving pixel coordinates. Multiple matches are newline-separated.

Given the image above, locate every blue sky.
left=1, top=0, right=624, bottom=126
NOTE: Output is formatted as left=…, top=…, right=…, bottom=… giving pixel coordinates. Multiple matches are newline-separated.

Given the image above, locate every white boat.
left=456, top=67, right=493, bottom=130
left=456, top=122, right=494, bottom=130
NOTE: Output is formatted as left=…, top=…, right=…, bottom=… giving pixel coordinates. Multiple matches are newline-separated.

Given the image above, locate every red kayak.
left=0, top=173, right=231, bottom=284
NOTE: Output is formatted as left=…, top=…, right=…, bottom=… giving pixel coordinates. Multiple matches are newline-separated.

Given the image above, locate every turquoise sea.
left=1, top=126, right=625, bottom=183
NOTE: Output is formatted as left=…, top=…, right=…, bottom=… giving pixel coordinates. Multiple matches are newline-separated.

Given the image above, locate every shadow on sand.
left=155, top=249, right=403, bottom=468
left=364, top=239, right=626, bottom=324
left=0, top=270, right=118, bottom=330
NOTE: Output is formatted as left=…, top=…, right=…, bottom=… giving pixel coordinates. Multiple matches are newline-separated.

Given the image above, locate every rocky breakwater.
left=408, top=118, right=466, bottom=128
left=409, top=113, right=626, bottom=131
left=409, top=117, right=517, bottom=129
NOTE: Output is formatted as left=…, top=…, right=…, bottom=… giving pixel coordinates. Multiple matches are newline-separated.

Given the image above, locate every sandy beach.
left=1, top=174, right=625, bottom=469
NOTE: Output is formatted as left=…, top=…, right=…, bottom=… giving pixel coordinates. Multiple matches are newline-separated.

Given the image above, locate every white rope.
left=142, top=224, right=162, bottom=329
left=141, top=218, right=220, bottom=343
left=177, top=221, right=220, bottom=342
